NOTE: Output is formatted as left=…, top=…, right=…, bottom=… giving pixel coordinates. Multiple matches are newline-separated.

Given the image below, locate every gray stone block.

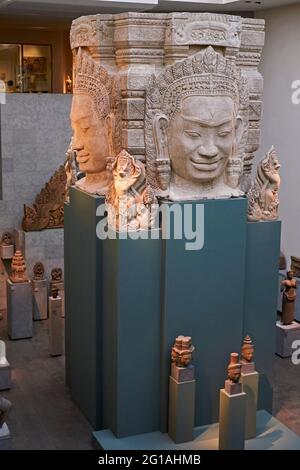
left=7, top=279, right=33, bottom=340
left=49, top=296, right=63, bottom=356
left=276, top=321, right=300, bottom=358
left=32, top=279, right=48, bottom=321
left=168, top=377, right=195, bottom=444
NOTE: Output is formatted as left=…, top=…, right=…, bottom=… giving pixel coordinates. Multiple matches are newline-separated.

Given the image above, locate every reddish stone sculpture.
left=51, top=268, right=63, bottom=284
left=51, top=285, right=60, bottom=299
left=171, top=335, right=195, bottom=368
left=33, top=262, right=45, bottom=281
left=291, top=256, right=300, bottom=278
left=281, top=271, right=297, bottom=325
left=10, top=251, right=28, bottom=283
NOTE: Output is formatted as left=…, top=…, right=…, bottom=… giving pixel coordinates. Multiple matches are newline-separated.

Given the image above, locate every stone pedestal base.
left=0, top=361, right=11, bottom=390
left=168, top=376, right=195, bottom=444
left=219, top=389, right=246, bottom=450
left=276, top=321, right=300, bottom=358
left=0, top=245, right=13, bottom=260
left=0, top=423, right=11, bottom=450
left=7, top=279, right=32, bottom=340
left=241, top=371, right=259, bottom=439
left=49, top=296, right=63, bottom=356
left=32, top=279, right=47, bottom=321
left=50, top=281, right=64, bottom=318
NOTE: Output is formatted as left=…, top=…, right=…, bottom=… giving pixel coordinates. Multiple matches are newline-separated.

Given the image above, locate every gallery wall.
left=255, top=4, right=300, bottom=265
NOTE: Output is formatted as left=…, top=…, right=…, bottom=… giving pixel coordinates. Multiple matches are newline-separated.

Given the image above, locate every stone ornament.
left=33, top=262, right=45, bottom=281
left=0, top=396, right=11, bottom=428
left=10, top=251, right=28, bottom=284
left=171, top=335, right=195, bottom=368
left=227, top=352, right=242, bottom=383
left=70, top=47, right=121, bottom=196
left=281, top=271, right=297, bottom=325
left=51, top=285, right=60, bottom=299
left=106, top=149, right=158, bottom=231
left=145, top=46, right=248, bottom=200
left=51, top=268, right=63, bottom=284
left=1, top=232, right=12, bottom=246
left=22, top=165, right=67, bottom=231
left=70, top=14, right=114, bottom=51
left=247, top=146, right=280, bottom=222
left=291, top=256, right=300, bottom=278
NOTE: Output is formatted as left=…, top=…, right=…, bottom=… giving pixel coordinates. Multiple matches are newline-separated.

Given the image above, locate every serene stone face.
left=168, top=95, right=237, bottom=184
left=70, top=94, right=109, bottom=175
left=228, top=366, right=241, bottom=383
left=242, top=347, right=254, bottom=363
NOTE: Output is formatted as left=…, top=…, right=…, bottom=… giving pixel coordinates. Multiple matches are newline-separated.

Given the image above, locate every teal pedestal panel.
left=160, top=198, right=248, bottom=431
left=243, top=220, right=281, bottom=412
left=64, top=187, right=104, bottom=429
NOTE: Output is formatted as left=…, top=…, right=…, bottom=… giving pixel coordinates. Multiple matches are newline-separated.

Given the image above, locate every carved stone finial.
left=1, top=232, right=12, bottom=246
left=241, top=336, right=254, bottom=363
left=171, top=335, right=195, bottom=368
left=10, top=250, right=28, bottom=283
left=227, top=352, right=241, bottom=383
left=33, top=262, right=45, bottom=281
left=247, top=146, right=281, bottom=222
left=51, top=267, right=63, bottom=283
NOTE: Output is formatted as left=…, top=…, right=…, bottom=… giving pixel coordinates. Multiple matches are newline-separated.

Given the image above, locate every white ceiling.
left=0, top=0, right=298, bottom=23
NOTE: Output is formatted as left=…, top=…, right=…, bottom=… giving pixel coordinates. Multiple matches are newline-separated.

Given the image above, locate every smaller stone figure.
left=0, top=396, right=11, bottom=428
left=51, top=268, right=63, bottom=284
left=51, top=285, right=60, bottom=299
left=106, top=150, right=158, bottom=232
left=290, top=256, right=300, bottom=278
left=33, top=262, right=45, bottom=281
left=1, top=232, right=12, bottom=246
left=225, top=352, right=242, bottom=395
left=247, top=146, right=280, bottom=222
left=10, top=251, right=28, bottom=283
left=240, top=335, right=255, bottom=374
left=281, top=271, right=297, bottom=325
left=171, top=335, right=195, bottom=368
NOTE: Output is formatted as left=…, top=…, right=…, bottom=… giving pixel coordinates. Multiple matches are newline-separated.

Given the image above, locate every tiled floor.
left=1, top=309, right=300, bottom=450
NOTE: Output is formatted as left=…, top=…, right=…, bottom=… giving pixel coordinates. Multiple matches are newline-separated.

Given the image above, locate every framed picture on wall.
left=22, top=56, right=48, bottom=92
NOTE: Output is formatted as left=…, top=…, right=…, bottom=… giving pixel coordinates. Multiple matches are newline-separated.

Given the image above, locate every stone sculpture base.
left=0, top=423, right=11, bottom=450
left=49, top=296, right=63, bottom=356
left=0, top=361, right=12, bottom=390
left=50, top=281, right=65, bottom=318
left=168, top=376, right=195, bottom=444
left=218, top=388, right=246, bottom=450
left=276, top=321, right=300, bottom=358
left=65, top=188, right=281, bottom=436
left=32, top=279, right=47, bottom=321
left=0, top=245, right=14, bottom=260
left=7, top=279, right=32, bottom=340
left=241, top=371, right=259, bottom=439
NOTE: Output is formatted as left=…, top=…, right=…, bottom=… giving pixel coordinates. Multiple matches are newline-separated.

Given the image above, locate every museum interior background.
left=0, top=0, right=300, bottom=450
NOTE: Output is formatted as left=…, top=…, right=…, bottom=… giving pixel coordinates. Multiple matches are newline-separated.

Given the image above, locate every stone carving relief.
left=247, top=146, right=280, bottom=222
left=22, top=165, right=67, bottom=231
left=10, top=251, right=28, bottom=284
left=70, top=48, right=121, bottom=195
left=145, top=46, right=249, bottom=200
left=70, top=14, right=113, bottom=50
left=106, top=150, right=158, bottom=231
left=33, top=262, right=45, bottom=281
left=51, top=268, right=63, bottom=284
left=171, top=335, right=195, bottom=368
left=1, top=232, right=12, bottom=246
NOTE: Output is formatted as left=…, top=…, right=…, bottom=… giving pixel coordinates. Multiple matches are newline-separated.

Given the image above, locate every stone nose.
left=198, top=142, right=218, bottom=158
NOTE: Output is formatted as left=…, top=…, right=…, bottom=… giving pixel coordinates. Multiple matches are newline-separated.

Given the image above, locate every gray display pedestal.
left=32, top=279, right=47, bottom=321
left=0, top=423, right=11, bottom=450
left=219, top=388, right=246, bottom=450
left=276, top=321, right=300, bottom=358
left=0, top=360, right=11, bottom=390
left=65, top=188, right=281, bottom=438
left=7, top=279, right=32, bottom=340
left=50, top=281, right=65, bottom=318
left=241, top=371, right=259, bottom=439
left=0, top=245, right=13, bottom=260
left=168, top=374, right=195, bottom=444
left=49, top=296, right=63, bottom=356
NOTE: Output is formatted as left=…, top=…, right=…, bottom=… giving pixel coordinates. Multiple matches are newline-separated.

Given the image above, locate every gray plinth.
left=219, top=388, right=246, bottom=450
left=0, top=245, right=13, bottom=260
left=0, top=361, right=11, bottom=390
left=168, top=376, right=195, bottom=444
left=276, top=321, right=300, bottom=358
left=7, top=279, right=32, bottom=340
left=0, top=423, right=11, bottom=450
left=49, top=296, right=63, bottom=356
left=241, top=371, right=259, bottom=439
left=32, top=279, right=47, bottom=321
left=50, top=281, right=65, bottom=318
left=13, top=228, right=25, bottom=255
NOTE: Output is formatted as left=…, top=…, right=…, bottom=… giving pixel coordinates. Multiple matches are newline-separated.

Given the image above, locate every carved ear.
left=234, top=116, right=244, bottom=147
left=153, top=113, right=170, bottom=161
left=105, top=113, right=115, bottom=157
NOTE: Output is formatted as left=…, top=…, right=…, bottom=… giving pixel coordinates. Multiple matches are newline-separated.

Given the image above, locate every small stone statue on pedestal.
left=50, top=268, right=65, bottom=318
left=10, top=251, right=28, bottom=283
left=240, top=335, right=259, bottom=439
left=241, top=335, right=255, bottom=374
left=168, top=335, right=195, bottom=444
left=281, top=271, right=297, bottom=325
left=32, top=262, right=48, bottom=321
left=225, top=352, right=242, bottom=395
left=0, top=232, right=14, bottom=260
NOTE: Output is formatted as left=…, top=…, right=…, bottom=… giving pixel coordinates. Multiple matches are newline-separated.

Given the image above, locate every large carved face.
left=167, top=95, right=241, bottom=184
left=70, top=94, right=109, bottom=174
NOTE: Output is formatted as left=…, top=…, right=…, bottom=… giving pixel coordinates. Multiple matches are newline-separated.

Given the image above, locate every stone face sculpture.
left=10, top=251, right=28, bottom=283
left=291, top=256, right=300, bottom=278
left=106, top=150, right=158, bottom=231
left=247, top=146, right=280, bottom=222
left=70, top=47, right=120, bottom=196
left=241, top=335, right=255, bottom=374
left=22, top=165, right=67, bottom=231
left=0, top=396, right=11, bottom=428
left=33, top=262, right=45, bottom=281
left=281, top=271, right=297, bottom=325
left=171, top=335, right=195, bottom=368
left=1, top=232, right=12, bottom=246
left=227, top=352, right=242, bottom=384
left=145, top=46, right=248, bottom=201
left=51, top=268, right=63, bottom=284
